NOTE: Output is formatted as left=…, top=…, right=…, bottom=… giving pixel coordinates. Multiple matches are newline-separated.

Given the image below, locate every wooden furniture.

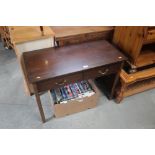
left=116, top=67, right=155, bottom=103
left=10, top=26, right=54, bottom=45
left=0, top=26, right=14, bottom=49
left=0, top=26, right=54, bottom=49
left=113, top=26, right=155, bottom=102
left=22, top=40, right=127, bottom=122
left=51, top=26, right=114, bottom=46
left=113, top=26, right=155, bottom=68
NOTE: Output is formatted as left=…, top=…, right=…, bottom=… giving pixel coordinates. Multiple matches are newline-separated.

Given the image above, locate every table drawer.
left=36, top=72, right=82, bottom=92
left=84, top=63, right=121, bottom=79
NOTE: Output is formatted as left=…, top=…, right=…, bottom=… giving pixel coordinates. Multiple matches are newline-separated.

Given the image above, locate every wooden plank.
left=120, top=67, right=155, bottom=84
left=124, top=77, right=155, bottom=97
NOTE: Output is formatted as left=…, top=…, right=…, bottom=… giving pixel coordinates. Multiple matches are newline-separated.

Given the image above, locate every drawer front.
left=84, top=63, right=121, bottom=79
left=36, top=72, right=82, bottom=92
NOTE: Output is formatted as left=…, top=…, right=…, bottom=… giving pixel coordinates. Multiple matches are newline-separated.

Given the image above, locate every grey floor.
left=0, top=42, right=155, bottom=129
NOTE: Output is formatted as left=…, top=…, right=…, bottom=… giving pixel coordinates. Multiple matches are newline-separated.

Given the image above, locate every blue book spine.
left=60, top=87, right=68, bottom=100
left=69, top=84, right=78, bottom=98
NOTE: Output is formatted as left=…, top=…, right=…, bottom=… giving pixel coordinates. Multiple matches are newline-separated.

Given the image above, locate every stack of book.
left=50, top=80, right=95, bottom=104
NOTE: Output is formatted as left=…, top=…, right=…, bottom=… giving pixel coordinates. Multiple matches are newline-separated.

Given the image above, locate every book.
left=50, top=90, right=57, bottom=104
left=64, top=85, right=74, bottom=100
left=77, top=82, right=85, bottom=93
left=69, top=84, right=78, bottom=98
left=60, top=87, right=68, bottom=100
left=74, top=83, right=83, bottom=97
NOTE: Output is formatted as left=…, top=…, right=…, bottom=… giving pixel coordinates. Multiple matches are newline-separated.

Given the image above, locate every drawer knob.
left=98, top=69, right=109, bottom=75
left=56, top=80, right=67, bottom=85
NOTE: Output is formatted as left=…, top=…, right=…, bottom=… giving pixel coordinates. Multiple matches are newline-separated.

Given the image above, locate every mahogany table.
left=22, top=40, right=127, bottom=122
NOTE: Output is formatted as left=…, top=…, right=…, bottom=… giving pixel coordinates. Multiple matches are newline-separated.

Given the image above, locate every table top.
left=23, top=40, right=127, bottom=83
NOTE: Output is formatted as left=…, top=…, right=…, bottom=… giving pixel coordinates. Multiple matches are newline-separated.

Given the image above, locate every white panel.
left=16, top=37, right=54, bottom=53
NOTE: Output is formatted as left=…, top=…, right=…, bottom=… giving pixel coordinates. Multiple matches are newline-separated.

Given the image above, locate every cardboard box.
left=49, top=80, right=100, bottom=118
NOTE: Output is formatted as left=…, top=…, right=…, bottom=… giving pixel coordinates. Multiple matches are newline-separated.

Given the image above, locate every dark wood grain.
left=23, top=40, right=127, bottom=83
left=83, top=63, right=121, bottom=79
left=36, top=72, right=83, bottom=92
left=22, top=39, right=127, bottom=123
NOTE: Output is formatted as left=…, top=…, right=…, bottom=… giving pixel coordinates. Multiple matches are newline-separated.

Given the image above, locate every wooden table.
left=22, top=40, right=127, bottom=122
left=51, top=26, right=114, bottom=46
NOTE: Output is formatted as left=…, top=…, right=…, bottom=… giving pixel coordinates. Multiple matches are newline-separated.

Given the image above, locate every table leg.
left=40, top=26, right=44, bottom=36
left=109, top=72, right=120, bottom=99
left=33, top=84, right=46, bottom=123
left=110, top=62, right=124, bottom=99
